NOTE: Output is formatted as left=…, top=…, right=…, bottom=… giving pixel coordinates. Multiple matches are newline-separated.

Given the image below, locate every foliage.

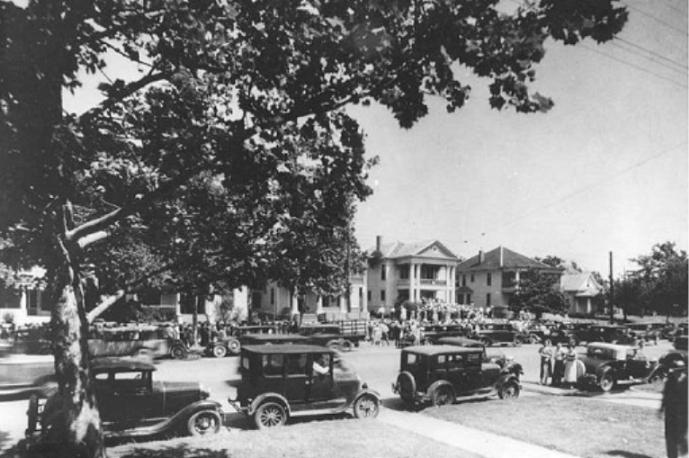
left=509, top=271, right=568, bottom=318
left=615, top=242, right=688, bottom=317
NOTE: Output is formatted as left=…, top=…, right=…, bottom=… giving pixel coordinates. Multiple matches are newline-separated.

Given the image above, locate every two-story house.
left=455, top=246, right=563, bottom=309
left=366, top=236, right=460, bottom=315
left=560, top=272, right=603, bottom=315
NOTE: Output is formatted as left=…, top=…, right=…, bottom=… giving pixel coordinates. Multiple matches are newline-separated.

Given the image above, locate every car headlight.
left=199, top=384, right=211, bottom=399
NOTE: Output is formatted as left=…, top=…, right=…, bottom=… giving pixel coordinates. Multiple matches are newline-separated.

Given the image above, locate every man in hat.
left=660, top=357, right=688, bottom=458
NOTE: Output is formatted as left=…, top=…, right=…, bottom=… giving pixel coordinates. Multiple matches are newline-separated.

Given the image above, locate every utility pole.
left=609, top=251, right=615, bottom=324
left=345, top=221, right=352, bottom=314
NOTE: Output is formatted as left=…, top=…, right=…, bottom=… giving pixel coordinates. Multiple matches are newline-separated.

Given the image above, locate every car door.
left=282, top=353, right=309, bottom=405
left=445, top=353, right=470, bottom=395
left=307, top=353, right=334, bottom=403
left=464, top=352, right=489, bottom=394
left=100, top=371, right=158, bottom=428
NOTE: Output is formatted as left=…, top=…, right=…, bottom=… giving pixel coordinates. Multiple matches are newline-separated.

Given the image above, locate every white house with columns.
left=366, top=237, right=460, bottom=315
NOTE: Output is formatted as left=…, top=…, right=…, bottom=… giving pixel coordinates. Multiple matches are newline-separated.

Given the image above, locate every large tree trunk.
left=40, top=248, right=105, bottom=458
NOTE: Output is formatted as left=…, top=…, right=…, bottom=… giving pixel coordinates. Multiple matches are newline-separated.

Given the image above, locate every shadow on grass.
left=114, top=444, right=232, bottom=458
left=605, top=450, right=655, bottom=458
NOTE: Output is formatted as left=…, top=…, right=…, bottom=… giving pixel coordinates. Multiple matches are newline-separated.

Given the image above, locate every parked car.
left=578, top=342, right=662, bottom=392
left=298, top=324, right=357, bottom=352
left=542, top=322, right=592, bottom=346
left=392, top=345, right=521, bottom=408
left=26, top=357, right=224, bottom=442
left=241, top=333, right=311, bottom=346
left=436, top=336, right=524, bottom=378
left=469, top=322, right=523, bottom=347
left=0, top=354, right=54, bottom=398
left=580, top=324, right=636, bottom=345
left=88, top=327, right=188, bottom=360
left=228, top=344, right=380, bottom=429
left=417, top=324, right=467, bottom=345
left=627, top=322, right=665, bottom=345
left=206, top=324, right=281, bottom=358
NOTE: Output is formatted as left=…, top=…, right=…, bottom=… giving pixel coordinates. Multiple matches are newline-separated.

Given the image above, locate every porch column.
left=409, top=263, right=415, bottom=302
left=339, top=295, right=347, bottom=313
left=291, top=289, right=299, bottom=316
left=316, top=296, right=324, bottom=314
left=19, top=287, right=27, bottom=313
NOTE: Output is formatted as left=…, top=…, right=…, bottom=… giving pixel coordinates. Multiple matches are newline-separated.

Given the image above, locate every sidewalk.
left=380, top=408, right=582, bottom=458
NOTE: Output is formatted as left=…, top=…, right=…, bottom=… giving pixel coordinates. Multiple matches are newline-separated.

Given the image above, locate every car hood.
left=156, top=380, right=205, bottom=395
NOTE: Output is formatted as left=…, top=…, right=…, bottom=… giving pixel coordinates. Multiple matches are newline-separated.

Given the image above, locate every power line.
left=623, top=2, right=688, bottom=36
left=657, top=0, right=687, bottom=16
left=614, top=37, right=688, bottom=71
left=610, top=41, right=688, bottom=76
left=582, top=43, right=688, bottom=89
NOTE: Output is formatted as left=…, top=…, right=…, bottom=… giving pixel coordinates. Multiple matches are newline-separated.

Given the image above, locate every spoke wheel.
left=599, top=372, right=615, bottom=392
left=499, top=381, right=520, bottom=399
left=213, top=344, right=227, bottom=358
left=187, top=410, right=222, bottom=436
left=432, top=386, right=455, bottom=407
left=170, top=345, right=187, bottom=359
left=254, top=402, right=287, bottom=429
left=227, top=339, right=241, bottom=355
left=353, top=394, right=380, bottom=419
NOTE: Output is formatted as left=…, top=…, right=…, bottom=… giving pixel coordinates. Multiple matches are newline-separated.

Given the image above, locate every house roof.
left=457, top=246, right=560, bottom=272
left=560, top=273, right=602, bottom=295
left=369, top=239, right=459, bottom=261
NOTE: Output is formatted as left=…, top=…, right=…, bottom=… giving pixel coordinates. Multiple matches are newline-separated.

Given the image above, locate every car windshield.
left=587, top=346, right=621, bottom=360
left=403, top=352, right=426, bottom=369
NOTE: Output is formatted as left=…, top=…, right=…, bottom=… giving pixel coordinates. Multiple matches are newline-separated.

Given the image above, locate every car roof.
left=242, top=334, right=310, bottom=342
left=591, top=324, right=628, bottom=329
left=91, top=356, right=156, bottom=372
left=402, top=345, right=482, bottom=356
left=242, top=344, right=334, bottom=355
left=586, top=342, right=632, bottom=352
left=437, top=337, right=484, bottom=347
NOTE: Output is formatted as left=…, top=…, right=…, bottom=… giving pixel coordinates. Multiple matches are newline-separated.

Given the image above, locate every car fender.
left=503, top=362, right=524, bottom=377
left=595, top=363, right=615, bottom=380
left=145, top=400, right=224, bottom=435
left=495, top=373, right=520, bottom=390
left=248, top=392, right=291, bottom=417
left=352, top=387, right=382, bottom=405
left=427, top=379, right=454, bottom=396
left=646, top=364, right=668, bottom=382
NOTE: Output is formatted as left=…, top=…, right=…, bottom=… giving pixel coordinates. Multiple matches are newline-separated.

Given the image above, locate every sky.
left=349, top=0, right=688, bottom=277
left=59, top=0, right=688, bottom=278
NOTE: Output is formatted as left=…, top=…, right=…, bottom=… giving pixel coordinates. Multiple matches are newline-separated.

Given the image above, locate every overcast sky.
left=350, top=0, right=688, bottom=276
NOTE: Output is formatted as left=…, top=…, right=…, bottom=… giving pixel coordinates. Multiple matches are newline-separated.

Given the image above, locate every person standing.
left=660, top=359, right=688, bottom=458
left=552, top=343, right=566, bottom=387
left=563, top=344, right=579, bottom=389
left=538, top=340, right=554, bottom=385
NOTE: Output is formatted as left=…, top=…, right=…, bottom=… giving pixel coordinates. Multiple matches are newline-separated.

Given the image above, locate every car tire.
left=498, top=381, right=520, bottom=399
left=170, top=345, right=187, bottom=359
left=226, top=338, right=241, bottom=355
left=599, top=371, right=616, bottom=392
left=212, top=344, right=227, bottom=358
left=341, top=340, right=353, bottom=352
left=353, top=393, right=380, bottom=419
left=513, top=337, right=522, bottom=347
left=254, top=402, right=288, bottom=429
left=396, top=371, right=416, bottom=403
left=431, top=385, right=455, bottom=407
left=187, top=410, right=222, bottom=436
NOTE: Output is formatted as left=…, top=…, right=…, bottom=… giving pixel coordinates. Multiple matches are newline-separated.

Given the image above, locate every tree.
left=617, top=242, right=688, bottom=317
left=1, top=1, right=628, bottom=456
left=509, top=271, right=569, bottom=319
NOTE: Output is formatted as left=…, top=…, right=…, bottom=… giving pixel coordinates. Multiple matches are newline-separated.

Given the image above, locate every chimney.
left=500, top=246, right=504, bottom=267
left=478, top=250, right=484, bottom=264
left=376, top=235, right=382, bottom=252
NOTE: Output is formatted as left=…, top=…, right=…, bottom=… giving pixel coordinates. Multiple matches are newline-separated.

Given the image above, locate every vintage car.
left=417, top=324, right=467, bottom=345
left=578, top=342, right=662, bottom=392
left=241, top=333, right=311, bottom=346
left=228, top=344, right=380, bottom=429
left=436, top=336, right=524, bottom=378
left=579, top=324, right=635, bottom=346
left=627, top=322, right=665, bottom=344
left=298, top=324, right=358, bottom=352
left=392, top=345, right=521, bottom=408
left=469, top=322, right=523, bottom=347
left=0, top=354, right=54, bottom=398
left=26, top=357, right=224, bottom=441
left=542, top=322, right=592, bottom=346
left=88, top=327, right=188, bottom=360
left=206, top=324, right=281, bottom=358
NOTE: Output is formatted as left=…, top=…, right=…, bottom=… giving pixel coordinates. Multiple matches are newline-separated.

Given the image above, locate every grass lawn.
left=105, top=417, right=484, bottom=458
left=423, top=395, right=665, bottom=458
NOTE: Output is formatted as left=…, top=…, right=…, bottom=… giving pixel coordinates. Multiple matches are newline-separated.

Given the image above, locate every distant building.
left=0, top=267, right=50, bottom=326
left=560, top=272, right=603, bottom=315
left=455, top=246, right=563, bottom=309
left=366, top=236, right=460, bottom=315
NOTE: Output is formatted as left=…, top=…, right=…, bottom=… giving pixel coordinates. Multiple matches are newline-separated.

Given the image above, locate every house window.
left=381, top=266, right=386, bottom=281
left=400, top=267, right=409, bottom=280
left=470, top=274, right=475, bottom=282
left=462, top=275, right=466, bottom=287
left=270, top=288, right=275, bottom=305
left=367, top=291, right=371, bottom=302
left=487, top=273, right=492, bottom=286
left=486, top=293, right=491, bottom=307
left=467, top=294, right=472, bottom=304
left=380, top=290, right=386, bottom=301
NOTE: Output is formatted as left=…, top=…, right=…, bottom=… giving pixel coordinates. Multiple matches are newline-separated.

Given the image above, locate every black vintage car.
left=26, top=357, right=224, bottom=442
left=436, top=336, right=524, bottom=378
left=578, top=343, right=663, bottom=392
left=579, top=324, right=636, bottom=345
left=469, top=322, right=523, bottom=347
left=392, top=345, right=521, bottom=408
left=298, top=324, right=357, bottom=352
left=228, top=344, right=380, bottom=429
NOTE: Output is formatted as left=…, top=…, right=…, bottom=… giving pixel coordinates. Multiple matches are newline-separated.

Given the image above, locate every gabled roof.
left=369, top=239, right=459, bottom=261
left=457, top=246, right=560, bottom=272
left=560, top=272, right=603, bottom=295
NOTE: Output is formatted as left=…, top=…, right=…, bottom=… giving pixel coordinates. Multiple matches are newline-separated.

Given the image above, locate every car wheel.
left=513, top=337, right=522, bottom=347
left=648, top=371, right=667, bottom=391
left=226, top=338, right=241, bottom=355
left=170, top=345, right=187, bottom=359
left=212, top=344, right=227, bottom=358
left=396, top=371, right=417, bottom=403
left=431, top=385, right=455, bottom=407
left=254, top=402, right=288, bottom=429
left=499, top=381, right=520, bottom=399
left=341, top=340, right=353, bottom=352
left=599, top=371, right=616, bottom=392
left=353, top=393, right=380, bottom=419
left=187, top=410, right=222, bottom=436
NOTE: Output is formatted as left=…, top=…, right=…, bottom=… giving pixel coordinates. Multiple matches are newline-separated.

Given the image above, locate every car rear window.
left=285, top=354, right=307, bottom=376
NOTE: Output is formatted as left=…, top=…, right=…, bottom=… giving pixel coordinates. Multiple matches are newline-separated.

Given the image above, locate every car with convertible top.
left=578, top=342, right=663, bottom=392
